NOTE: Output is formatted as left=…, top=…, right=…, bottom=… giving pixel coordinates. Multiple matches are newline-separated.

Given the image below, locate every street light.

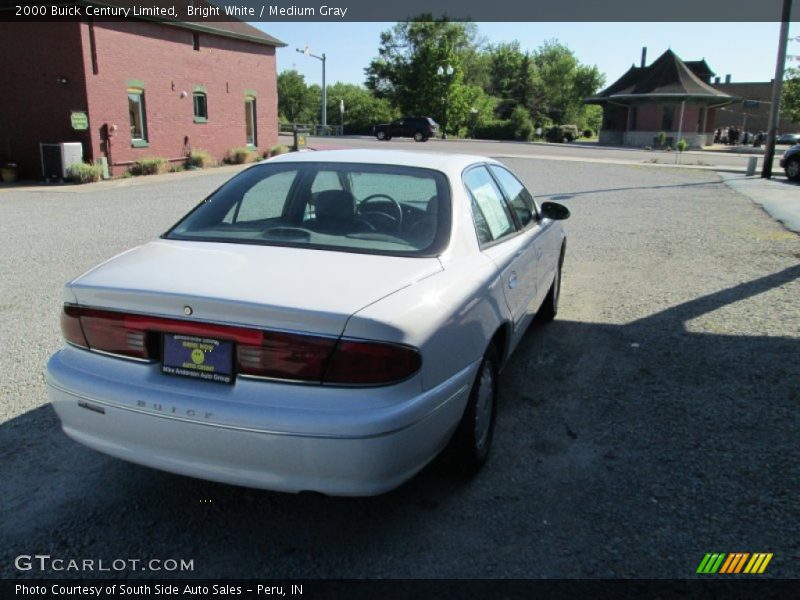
left=437, top=64, right=454, bottom=139
left=297, top=45, right=327, bottom=133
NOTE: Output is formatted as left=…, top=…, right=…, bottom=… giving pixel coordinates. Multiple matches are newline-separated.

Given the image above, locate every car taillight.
left=61, top=305, right=88, bottom=348
left=324, top=340, right=421, bottom=385
left=237, top=332, right=336, bottom=381
left=61, top=304, right=421, bottom=385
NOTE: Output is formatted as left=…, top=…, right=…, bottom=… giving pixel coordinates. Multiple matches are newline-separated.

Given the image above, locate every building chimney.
left=725, top=74, right=731, bottom=83
left=714, top=76, right=721, bottom=84
left=641, top=47, right=647, bottom=68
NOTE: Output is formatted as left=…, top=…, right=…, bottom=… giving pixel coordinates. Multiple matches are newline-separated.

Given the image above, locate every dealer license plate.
left=162, top=333, right=234, bottom=384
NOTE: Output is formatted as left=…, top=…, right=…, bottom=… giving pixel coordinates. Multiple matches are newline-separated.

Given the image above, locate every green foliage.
left=676, top=138, right=688, bottom=152
left=474, top=119, right=516, bottom=141
left=545, top=124, right=579, bottom=143
left=225, top=147, right=257, bottom=164
left=657, top=131, right=667, bottom=147
left=267, top=144, right=289, bottom=157
left=531, top=40, right=605, bottom=126
left=325, top=82, right=398, bottom=134
left=582, top=129, right=594, bottom=138
left=130, top=157, right=167, bottom=176
left=365, top=17, right=479, bottom=127
left=509, top=105, right=534, bottom=141
left=66, top=161, right=102, bottom=183
left=780, top=67, right=800, bottom=124
left=186, top=149, right=214, bottom=169
left=278, top=70, right=313, bottom=123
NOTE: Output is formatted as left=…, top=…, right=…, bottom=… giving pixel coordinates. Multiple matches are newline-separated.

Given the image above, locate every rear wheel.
left=413, top=131, right=425, bottom=142
left=376, top=130, right=386, bottom=141
left=785, top=157, right=800, bottom=181
left=446, top=345, right=498, bottom=473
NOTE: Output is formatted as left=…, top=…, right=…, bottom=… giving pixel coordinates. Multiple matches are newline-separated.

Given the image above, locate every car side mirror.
left=540, top=201, right=570, bottom=220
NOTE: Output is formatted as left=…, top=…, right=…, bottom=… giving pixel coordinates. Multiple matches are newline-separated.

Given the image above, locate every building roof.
left=684, top=59, right=715, bottom=82
left=586, top=49, right=733, bottom=105
left=84, top=1, right=286, bottom=47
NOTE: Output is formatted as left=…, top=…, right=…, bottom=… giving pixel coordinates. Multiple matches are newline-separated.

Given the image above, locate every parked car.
left=46, top=150, right=569, bottom=496
left=374, top=117, right=438, bottom=142
left=780, top=144, right=800, bottom=180
left=776, top=133, right=800, bottom=145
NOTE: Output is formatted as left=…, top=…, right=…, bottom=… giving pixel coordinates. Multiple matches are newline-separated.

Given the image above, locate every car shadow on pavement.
left=1, top=265, right=798, bottom=578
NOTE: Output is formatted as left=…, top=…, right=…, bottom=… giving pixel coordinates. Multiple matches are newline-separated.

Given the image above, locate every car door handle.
left=508, top=271, right=518, bottom=289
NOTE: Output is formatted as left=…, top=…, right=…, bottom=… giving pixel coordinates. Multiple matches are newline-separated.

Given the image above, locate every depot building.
left=0, top=17, right=284, bottom=178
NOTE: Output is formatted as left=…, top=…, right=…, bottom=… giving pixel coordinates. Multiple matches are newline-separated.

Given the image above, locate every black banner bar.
left=1, top=0, right=799, bottom=22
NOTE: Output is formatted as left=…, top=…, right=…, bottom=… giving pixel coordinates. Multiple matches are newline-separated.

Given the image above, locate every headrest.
left=315, top=190, right=356, bottom=222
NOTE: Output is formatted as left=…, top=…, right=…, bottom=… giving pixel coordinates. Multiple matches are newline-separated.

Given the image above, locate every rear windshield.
left=165, top=162, right=451, bottom=256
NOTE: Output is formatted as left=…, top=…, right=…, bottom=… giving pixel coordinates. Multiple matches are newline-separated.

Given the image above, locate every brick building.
left=586, top=49, right=735, bottom=148
left=711, top=81, right=799, bottom=134
left=0, top=19, right=284, bottom=178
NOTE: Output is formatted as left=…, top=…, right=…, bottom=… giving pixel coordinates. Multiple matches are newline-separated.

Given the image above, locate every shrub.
left=474, top=119, right=516, bottom=141
left=267, top=144, right=289, bottom=158
left=582, top=129, right=594, bottom=138
left=130, top=157, right=167, bottom=176
left=545, top=124, right=580, bottom=143
left=676, top=138, right=688, bottom=152
left=66, top=162, right=102, bottom=184
left=186, top=149, right=214, bottom=169
left=657, top=131, right=667, bottom=147
left=225, top=147, right=257, bottom=164
left=509, top=106, right=534, bottom=141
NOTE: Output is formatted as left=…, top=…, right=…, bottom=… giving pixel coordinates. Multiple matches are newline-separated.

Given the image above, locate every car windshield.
left=165, top=162, right=451, bottom=256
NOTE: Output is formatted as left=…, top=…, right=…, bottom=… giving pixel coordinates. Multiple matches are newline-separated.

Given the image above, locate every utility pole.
left=297, top=45, right=327, bottom=133
left=762, top=0, right=792, bottom=178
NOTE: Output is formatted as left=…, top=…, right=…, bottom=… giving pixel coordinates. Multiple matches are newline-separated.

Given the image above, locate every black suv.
left=374, top=117, right=438, bottom=142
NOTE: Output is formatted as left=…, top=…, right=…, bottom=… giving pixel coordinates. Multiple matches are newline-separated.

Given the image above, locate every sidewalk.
left=719, top=173, right=800, bottom=234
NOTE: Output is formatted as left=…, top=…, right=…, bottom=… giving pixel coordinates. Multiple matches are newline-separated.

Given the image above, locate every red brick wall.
left=0, top=22, right=91, bottom=179
left=80, top=21, right=279, bottom=174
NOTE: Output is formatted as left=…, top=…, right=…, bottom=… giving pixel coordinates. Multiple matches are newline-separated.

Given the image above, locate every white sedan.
left=46, top=149, right=569, bottom=496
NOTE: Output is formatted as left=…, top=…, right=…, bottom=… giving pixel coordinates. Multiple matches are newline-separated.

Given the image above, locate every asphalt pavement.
left=0, top=154, right=797, bottom=579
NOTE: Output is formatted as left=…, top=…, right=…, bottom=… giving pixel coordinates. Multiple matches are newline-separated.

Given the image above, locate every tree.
left=530, top=40, right=604, bottom=126
left=781, top=68, right=800, bottom=124
left=365, top=16, right=480, bottom=129
left=325, top=83, right=398, bottom=134
left=277, top=70, right=312, bottom=123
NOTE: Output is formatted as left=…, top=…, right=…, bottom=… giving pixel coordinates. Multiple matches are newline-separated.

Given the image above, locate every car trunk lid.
left=68, top=239, right=442, bottom=336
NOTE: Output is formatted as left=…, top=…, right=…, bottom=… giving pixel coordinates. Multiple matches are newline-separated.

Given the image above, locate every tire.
left=376, top=130, right=386, bottom=141
left=413, top=131, right=425, bottom=142
left=785, top=157, right=800, bottom=181
left=538, top=251, right=564, bottom=322
left=446, top=345, right=499, bottom=474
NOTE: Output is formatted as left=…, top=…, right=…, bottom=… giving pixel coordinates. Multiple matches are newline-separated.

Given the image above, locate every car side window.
left=226, top=170, right=296, bottom=223
left=489, top=165, right=538, bottom=227
left=463, top=166, right=517, bottom=245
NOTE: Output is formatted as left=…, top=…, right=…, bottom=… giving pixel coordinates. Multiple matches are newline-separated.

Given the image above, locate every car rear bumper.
left=46, top=346, right=476, bottom=496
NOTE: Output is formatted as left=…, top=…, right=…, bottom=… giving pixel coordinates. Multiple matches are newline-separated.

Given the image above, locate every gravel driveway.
left=1, top=159, right=797, bottom=579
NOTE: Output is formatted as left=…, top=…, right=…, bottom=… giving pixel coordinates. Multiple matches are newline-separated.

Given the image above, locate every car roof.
left=264, top=149, right=497, bottom=173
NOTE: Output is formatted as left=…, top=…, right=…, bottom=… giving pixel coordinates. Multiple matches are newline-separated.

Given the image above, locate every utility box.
left=40, top=142, right=84, bottom=180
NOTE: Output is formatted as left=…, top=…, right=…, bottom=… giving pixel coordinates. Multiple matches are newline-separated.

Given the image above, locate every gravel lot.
left=1, top=158, right=798, bottom=579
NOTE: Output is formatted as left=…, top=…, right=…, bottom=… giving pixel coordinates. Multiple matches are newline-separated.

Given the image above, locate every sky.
left=256, top=22, right=800, bottom=90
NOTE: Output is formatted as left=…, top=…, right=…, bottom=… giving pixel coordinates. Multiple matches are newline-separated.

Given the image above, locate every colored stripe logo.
left=697, top=553, right=773, bottom=574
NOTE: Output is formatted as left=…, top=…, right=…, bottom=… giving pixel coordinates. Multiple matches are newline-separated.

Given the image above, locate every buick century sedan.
left=46, top=149, right=569, bottom=496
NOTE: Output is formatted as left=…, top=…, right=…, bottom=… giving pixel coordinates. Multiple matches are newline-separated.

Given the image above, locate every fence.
left=279, top=123, right=344, bottom=136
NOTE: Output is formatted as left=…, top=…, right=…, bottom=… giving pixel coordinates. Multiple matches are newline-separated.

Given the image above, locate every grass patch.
left=186, top=149, right=215, bottom=169
left=66, top=162, right=102, bottom=184
left=225, top=147, right=257, bottom=165
left=130, top=157, right=167, bottom=176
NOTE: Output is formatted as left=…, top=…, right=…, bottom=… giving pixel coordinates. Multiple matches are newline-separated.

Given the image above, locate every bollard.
left=746, top=156, right=758, bottom=176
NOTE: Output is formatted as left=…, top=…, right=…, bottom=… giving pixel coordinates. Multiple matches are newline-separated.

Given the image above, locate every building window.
left=193, top=92, right=208, bottom=123
left=192, top=33, right=200, bottom=51
left=128, top=88, right=148, bottom=146
left=661, top=105, right=675, bottom=131
left=245, top=96, right=257, bottom=147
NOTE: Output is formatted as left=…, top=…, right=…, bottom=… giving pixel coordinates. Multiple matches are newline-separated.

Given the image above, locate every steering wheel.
left=358, top=194, right=403, bottom=230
